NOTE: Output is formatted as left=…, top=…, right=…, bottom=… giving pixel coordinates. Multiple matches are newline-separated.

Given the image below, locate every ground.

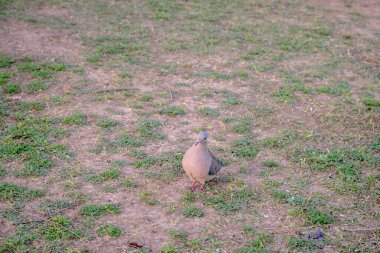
left=0, top=0, right=379, bottom=252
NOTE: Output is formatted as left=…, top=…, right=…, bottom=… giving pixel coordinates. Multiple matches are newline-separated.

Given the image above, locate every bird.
left=182, top=131, right=224, bottom=191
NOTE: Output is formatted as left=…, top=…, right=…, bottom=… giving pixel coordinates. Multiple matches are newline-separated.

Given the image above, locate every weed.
left=231, top=139, right=260, bottom=158
left=159, top=105, right=186, bottom=116
left=363, top=97, right=380, bottom=107
left=316, top=81, right=351, bottom=95
left=79, top=203, right=120, bottom=216
left=40, top=215, right=83, bottom=240
left=262, top=160, right=281, bottom=168
left=304, top=208, right=334, bottom=225
left=5, top=83, right=21, bottom=93
left=159, top=244, right=181, bottom=253
left=26, top=81, right=49, bottom=93
left=182, top=206, right=204, bottom=218
left=0, top=228, right=37, bottom=252
left=39, top=199, right=75, bottom=216
left=86, top=53, right=101, bottom=63
left=197, top=107, right=220, bottom=117
left=0, top=182, right=45, bottom=201
left=289, top=146, right=378, bottom=171
left=97, top=118, right=120, bottom=128
left=120, top=177, right=137, bottom=188
left=232, top=119, right=251, bottom=134
left=139, top=190, right=158, bottom=205
left=289, top=235, right=327, bottom=252
left=136, top=119, right=163, bottom=140
left=0, top=72, right=9, bottom=85
left=168, top=229, right=188, bottom=243
left=63, top=112, right=88, bottom=125
left=86, top=168, right=120, bottom=183
left=117, top=133, right=145, bottom=147
left=0, top=55, right=15, bottom=68
left=17, top=101, right=45, bottom=111
left=97, top=225, right=122, bottom=237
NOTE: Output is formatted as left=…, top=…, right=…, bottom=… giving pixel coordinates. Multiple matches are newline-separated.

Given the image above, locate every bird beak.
left=195, top=140, right=200, bottom=146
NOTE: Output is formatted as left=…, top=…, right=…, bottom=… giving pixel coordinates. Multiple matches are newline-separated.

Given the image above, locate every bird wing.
left=208, top=150, right=224, bottom=175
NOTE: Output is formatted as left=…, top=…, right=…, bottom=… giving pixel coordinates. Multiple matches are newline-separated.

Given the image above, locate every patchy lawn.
left=0, top=0, right=379, bottom=252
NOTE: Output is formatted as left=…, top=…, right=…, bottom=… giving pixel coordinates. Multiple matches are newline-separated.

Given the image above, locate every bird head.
left=195, top=131, right=208, bottom=146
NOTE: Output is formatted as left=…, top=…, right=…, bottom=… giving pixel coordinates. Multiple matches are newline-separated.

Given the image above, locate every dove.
left=182, top=131, right=224, bottom=191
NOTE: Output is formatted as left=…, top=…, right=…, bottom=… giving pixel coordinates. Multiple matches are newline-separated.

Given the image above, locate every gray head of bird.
left=194, top=131, right=208, bottom=146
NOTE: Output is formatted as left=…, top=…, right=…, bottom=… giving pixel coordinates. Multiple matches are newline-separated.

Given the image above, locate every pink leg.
left=198, top=184, right=205, bottom=191
left=189, top=181, right=197, bottom=191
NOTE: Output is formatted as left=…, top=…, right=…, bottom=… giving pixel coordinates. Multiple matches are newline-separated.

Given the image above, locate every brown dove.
left=182, top=131, right=224, bottom=191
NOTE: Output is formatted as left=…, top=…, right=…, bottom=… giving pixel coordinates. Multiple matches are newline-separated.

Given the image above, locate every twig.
left=168, top=89, right=173, bottom=101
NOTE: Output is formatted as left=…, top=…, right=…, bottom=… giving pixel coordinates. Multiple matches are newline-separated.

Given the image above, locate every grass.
left=5, top=83, right=21, bottom=93
left=40, top=215, right=83, bottom=240
left=231, top=139, right=260, bottom=158
left=97, top=118, right=120, bottom=128
left=86, top=168, right=120, bottom=184
left=39, top=199, right=76, bottom=216
left=182, top=206, right=204, bottom=218
left=26, top=80, right=49, bottom=93
left=79, top=203, right=120, bottom=216
left=139, top=190, right=158, bottom=205
left=262, top=160, right=281, bottom=168
left=63, top=112, right=88, bottom=125
left=197, top=107, right=220, bottom=117
left=1, top=0, right=379, bottom=251
left=158, top=105, right=186, bottom=116
left=363, top=97, right=380, bottom=107
left=136, top=119, right=164, bottom=140
left=0, top=182, right=45, bottom=201
left=97, top=225, right=122, bottom=237
left=0, top=72, right=9, bottom=85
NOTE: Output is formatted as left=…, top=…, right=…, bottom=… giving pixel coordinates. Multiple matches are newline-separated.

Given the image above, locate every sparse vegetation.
left=0, top=0, right=378, bottom=251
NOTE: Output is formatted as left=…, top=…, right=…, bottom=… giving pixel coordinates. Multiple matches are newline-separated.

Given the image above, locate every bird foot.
left=189, top=182, right=197, bottom=191
left=198, top=184, right=205, bottom=192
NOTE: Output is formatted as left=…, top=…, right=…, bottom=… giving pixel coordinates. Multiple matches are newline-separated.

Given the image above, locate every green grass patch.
left=97, top=118, right=120, bottom=128
left=40, top=215, right=83, bottom=240
left=26, top=81, right=49, bottom=93
left=0, top=228, right=37, bottom=252
left=262, top=160, right=281, bottom=168
left=38, top=199, right=75, bottom=216
left=158, top=105, right=186, bottom=116
left=5, top=83, right=21, bottom=93
left=86, top=168, right=121, bottom=183
left=136, top=119, right=163, bottom=140
left=0, top=182, right=45, bottom=202
left=288, top=236, right=327, bottom=252
left=79, top=203, right=120, bottom=216
left=304, top=208, right=334, bottom=225
left=168, top=229, right=188, bottom=243
left=63, top=112, right=88, bottom=125
left=139, top=190, right=158, bottom=205
left=231, top=139, right=260, bottom=158
left=97, top=225, right=122, bottom=237
left=363, top=97, right=380, bottom=107
left=289, top=146, right=378, bottom=171
left=316, top=81, right=351, bottom=95
left=182, top=206, right=204, bottom=218
left=197, top=107, right=220, bottom=117
left=0, top=72, right=9, bottom=85
left=17, top=101, right=45, bottom=111
left=0, top=55, right=15, bottom=68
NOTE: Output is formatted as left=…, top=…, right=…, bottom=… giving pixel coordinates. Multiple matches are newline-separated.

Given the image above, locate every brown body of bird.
left=182, top=132, right=224, bottom=191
